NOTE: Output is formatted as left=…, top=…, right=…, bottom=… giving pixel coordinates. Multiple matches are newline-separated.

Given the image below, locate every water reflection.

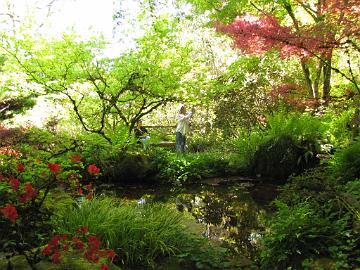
left=175, top=184, right=272, bottom=259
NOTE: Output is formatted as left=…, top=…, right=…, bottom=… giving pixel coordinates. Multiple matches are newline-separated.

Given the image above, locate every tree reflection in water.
left=175, top=184, right=273, bottom=259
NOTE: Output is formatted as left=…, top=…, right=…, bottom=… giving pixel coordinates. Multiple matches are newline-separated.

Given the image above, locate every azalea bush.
left=0, top=151, right=102, bottom=269
left=42, top=226, right=116, bottom=270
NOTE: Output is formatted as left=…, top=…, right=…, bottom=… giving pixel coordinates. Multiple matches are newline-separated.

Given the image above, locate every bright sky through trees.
left=0, top=0, right=132, bottom=57
left=0, top=0, right=114, bottom=38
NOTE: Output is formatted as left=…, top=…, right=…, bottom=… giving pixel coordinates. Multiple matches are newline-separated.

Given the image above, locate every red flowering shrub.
left=0, top=152, right=101, bottom=269
left=101, top=264, right=110, bottom=270
left=9, top=176, right=20, bottom=191
left=42, top=227, right=116, bottom=269
left=18, top=182, right=38, bottom=203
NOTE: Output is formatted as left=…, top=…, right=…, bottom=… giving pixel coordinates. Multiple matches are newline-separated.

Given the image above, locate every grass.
left=53, top=196, right=192, bottom=269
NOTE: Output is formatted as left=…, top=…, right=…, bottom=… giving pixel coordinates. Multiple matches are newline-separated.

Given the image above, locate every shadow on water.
left=98, top=176, right=279, bottom=260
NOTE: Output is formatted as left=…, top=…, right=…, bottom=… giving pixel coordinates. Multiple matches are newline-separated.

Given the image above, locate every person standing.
left=176, top=104, right=193, bottom=152
left=134, top=120, right=150, bottom=149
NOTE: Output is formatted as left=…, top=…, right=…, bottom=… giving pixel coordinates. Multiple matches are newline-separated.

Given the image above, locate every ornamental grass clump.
left=54, top=197, right=191, bottom=269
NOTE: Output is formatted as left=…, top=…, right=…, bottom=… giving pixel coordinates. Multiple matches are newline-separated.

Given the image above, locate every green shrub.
left=106, top=152, right=153, bottom=183
left=331, top=141, right=360, bottom=182
left=278, top=168, right=335, bottom=207
left=323, top=108, right=356, bottom=148
left=187, top=130, right=224, bottom=152
left=232, top=112, right=324, bottom=175
left=345, top=179, right=360, bottom=202
left=231, top=129, right=264, bottom=169
left=266, top=111, right=324, bottom=144
left=262, top=166, right=360, bottom=268
left=149, top=150, right=233, bottom=185
left=260, top=201, right=355, bottom=270
left=251, top=135, right=320, bottom=182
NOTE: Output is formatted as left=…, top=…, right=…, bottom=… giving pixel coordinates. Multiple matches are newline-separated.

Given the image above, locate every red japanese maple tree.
left=216, top=0, right=360, bottom=100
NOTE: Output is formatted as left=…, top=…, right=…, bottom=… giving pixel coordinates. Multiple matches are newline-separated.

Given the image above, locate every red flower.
left=71, top=155, right=82, bottom=163
left=48, top=163, right=61, bottom=173
left=25, top=182, right=36, bottom=197
left=105, top=249, right=116, bottom=260
left=9, top=177, right=20, bottom=192
left=52, top=250, right=61, bottom=264
left=85, top=182, right=93, bottom=191
left=87, top=164, right=100, bottom=175
left=17, top=163, right=25, bottom=173
left=84, top=251, right=99, bottom=263
left=86, top=192, right=93, bottom=200
left=100, top=264, right=109, bottom=270
left=18, top=194, right=28, bottom=203
left=48, top=235, right=62, bottom=247
left=42, top=245, right=52, bottom=256
left=0, top=204, right=18, bottom=223
left=62, top=244, right=70, bottom=251
left=72, top=237, right=85, bottom=250
left=78, top=188, right=83, bottom=195
left=87, top=235, right=101, bottom=251
left=18, top=183, right=37, bottom=202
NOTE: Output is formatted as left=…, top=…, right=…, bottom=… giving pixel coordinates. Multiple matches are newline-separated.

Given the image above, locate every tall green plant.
left=265, top=111, right=324, bottom=144
left=233, top=112, right=324, bottom=172
left=323, top=108, right=356, bottom=148
left=331, top=140, right=360, bottom=182
left=54, top=197, right=191, bottom=268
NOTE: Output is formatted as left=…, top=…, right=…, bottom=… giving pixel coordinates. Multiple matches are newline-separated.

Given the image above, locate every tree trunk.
left=322, top=52, right=332, bottom=100
left=313, top=60, right=323, bottom=99
left=300, top=60, right=314, bottom=98
left=283, top=3, right=315, bottom=98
